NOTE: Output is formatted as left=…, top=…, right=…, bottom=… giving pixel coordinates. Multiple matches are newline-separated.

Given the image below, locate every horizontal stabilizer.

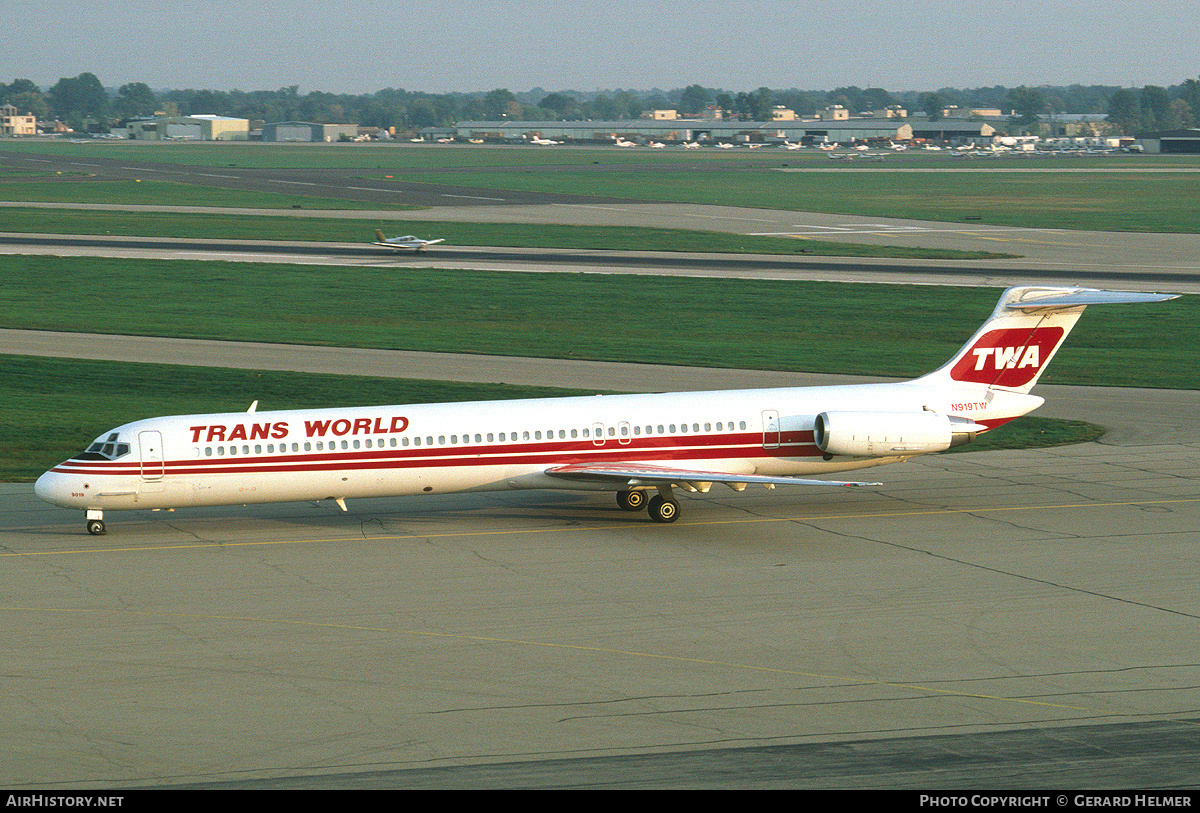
left=1005, top=289, right=1179, bottom=310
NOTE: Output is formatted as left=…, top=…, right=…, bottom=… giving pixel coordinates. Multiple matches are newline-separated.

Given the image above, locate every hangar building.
left=452, top=118, right=916, bottom=145
left=263, top=121, right=358, bottom=142
left=449, top=116, right=995, bottom=146
left=1136, top=129, right=1200, bottom=154
left=127, top=115, right=249, bottom=141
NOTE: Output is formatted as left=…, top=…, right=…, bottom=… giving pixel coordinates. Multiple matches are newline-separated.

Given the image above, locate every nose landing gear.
left=86, top=510, right=106, bottom=535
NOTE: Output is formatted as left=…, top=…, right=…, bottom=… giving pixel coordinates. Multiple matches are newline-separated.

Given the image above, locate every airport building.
left=126, top=115, right=249, bottom=141
left=0, top=104, right=37, bottom=136
left=450, top=117, right=928, bottom=145
left=1136, top=128, right=1200, bottom=154
left=440, top=115, right=1000, bottom=146
left=262, top=121, right=359, bottom=142
left=909, top=119, right=997, bottom=143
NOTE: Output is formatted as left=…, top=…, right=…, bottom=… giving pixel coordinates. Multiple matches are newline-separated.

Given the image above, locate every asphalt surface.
left=2, top=145, right=1198, bottom=790
left=4, top=335, right=1199, bottom=790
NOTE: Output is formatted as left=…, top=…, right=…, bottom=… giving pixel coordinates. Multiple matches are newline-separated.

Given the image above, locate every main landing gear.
left=616, top=488, right=680, bottom=523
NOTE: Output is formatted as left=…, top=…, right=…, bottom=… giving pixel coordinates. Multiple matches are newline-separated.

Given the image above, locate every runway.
left=5, top=229, right=1200, bottom=295
left=3, top=338, right=1199, bottom=789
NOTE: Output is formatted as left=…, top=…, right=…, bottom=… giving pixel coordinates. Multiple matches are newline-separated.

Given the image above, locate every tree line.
left=3, top=73, right=1198, bottom=135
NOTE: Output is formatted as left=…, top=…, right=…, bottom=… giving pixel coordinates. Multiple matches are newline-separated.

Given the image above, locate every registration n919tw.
left=36, top=286, right=1176, bottom=534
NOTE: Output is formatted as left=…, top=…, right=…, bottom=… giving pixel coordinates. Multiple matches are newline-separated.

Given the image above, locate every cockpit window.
left=79, top=432, right=131, bottom=461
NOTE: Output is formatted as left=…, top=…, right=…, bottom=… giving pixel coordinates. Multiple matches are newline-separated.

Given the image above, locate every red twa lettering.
left=950, top=327, right=1065, bottom=387
left=304, top=416, right=410, bottom=437
left=191, top=422, right=290, bottom=443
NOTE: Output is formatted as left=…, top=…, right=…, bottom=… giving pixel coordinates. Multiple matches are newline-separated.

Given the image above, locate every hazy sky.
left=7, top=1, right=1195, bottom=95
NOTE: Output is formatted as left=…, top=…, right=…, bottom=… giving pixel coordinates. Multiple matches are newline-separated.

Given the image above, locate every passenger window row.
left=194, top=420, right=750, bottom=458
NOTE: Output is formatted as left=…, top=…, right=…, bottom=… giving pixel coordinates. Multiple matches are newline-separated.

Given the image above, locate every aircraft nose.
left=35, top=469, right=76, bottom=508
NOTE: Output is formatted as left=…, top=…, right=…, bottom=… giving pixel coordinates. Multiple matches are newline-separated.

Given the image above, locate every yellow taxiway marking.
left=7, top=496, right=1200, bottom=558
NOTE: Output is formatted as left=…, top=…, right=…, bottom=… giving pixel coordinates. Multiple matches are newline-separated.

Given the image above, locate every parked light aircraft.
left=529, top=137, right=559, bottom=145
left=36, top=287, right=1175, bottom=535
left=372, top=230, right=445, bottom=252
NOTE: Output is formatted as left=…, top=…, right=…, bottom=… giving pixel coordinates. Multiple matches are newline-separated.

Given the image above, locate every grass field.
left=391, top=167, right=1200, bottom=233
left=2, top=255, right=1190, bottom=388
left=2, top=141, right=1198, bottom=233
left=0, top=179, right=410, bottom=210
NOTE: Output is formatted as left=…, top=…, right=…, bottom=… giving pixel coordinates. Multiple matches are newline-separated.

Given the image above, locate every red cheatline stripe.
left=50, top=433, right=826, bottom=477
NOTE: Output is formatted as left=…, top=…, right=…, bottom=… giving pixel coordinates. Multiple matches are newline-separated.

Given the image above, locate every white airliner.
left=35, top=287, right=1175, bottom=535
left=372, top=230, right=446, bottom=252
left=529, top=137, right=559, bottom=145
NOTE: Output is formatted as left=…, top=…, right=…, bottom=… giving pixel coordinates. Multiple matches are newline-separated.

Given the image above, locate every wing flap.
left=544, top=462, right=881, bottom=489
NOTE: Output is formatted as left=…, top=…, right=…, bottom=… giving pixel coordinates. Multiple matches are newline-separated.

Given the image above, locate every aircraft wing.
left=544, top=462, right=881, bottom=492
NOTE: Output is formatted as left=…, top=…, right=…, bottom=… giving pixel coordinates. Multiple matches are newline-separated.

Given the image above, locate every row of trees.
left=4, top=73, right=1199, bottom=135
left=912, top=81, right=1200, bottom=134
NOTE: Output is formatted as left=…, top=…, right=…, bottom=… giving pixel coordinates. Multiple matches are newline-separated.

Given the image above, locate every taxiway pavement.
left=2, top=338, right=1198, bottom=789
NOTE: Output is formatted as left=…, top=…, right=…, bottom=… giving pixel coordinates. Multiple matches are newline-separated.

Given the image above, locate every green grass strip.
left=0, top=180, right=412, bottom=210
left=395, top=168, right=1200, bottom=233
left=0, top=256, right=1190, bottom=388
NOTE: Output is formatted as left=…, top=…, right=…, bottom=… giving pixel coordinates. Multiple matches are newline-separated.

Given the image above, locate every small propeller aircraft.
left=372, top=230, right=445, bottom=252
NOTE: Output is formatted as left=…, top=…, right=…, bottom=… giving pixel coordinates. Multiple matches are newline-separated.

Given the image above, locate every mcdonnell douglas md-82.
left=36, top=286, right=1176, bottom=535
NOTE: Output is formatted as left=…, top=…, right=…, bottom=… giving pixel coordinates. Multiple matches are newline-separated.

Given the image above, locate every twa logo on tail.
left=950, top=327, right=1065, bottom=387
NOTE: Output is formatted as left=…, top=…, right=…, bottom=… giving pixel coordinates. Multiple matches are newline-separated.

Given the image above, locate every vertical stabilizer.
left=918, top=286, right=1177, bottom=394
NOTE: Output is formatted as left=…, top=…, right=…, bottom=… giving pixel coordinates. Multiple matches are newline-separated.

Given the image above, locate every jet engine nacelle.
left=813, top=411, right=982, bottom=457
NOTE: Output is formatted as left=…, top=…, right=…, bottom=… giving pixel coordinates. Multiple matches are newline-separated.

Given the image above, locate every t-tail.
left=917, top=286, right=1178, bottom=395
